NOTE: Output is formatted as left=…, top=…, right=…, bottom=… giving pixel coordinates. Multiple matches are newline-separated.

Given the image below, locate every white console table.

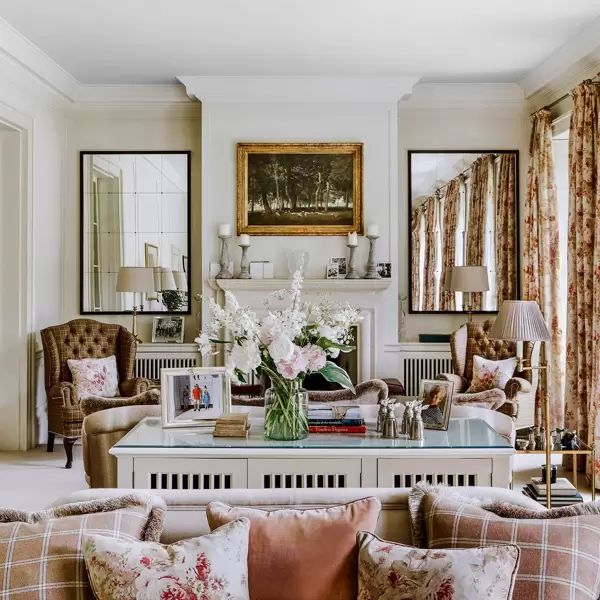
left=111, top=417, right=514, bottom=491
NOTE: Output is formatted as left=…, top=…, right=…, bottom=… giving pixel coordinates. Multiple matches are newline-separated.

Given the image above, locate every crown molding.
left=520, top=17, right=600, bottom=101
left=177, top=75, right=420, bottom=103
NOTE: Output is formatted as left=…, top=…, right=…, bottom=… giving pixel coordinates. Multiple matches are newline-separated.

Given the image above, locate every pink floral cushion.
left=82, top=519, right=250, bottom=600
left=358, top=531, right=519, bottom=600
left=467, top=355, right=517, bottom=392
left=67, top=355, right=119, bottom=398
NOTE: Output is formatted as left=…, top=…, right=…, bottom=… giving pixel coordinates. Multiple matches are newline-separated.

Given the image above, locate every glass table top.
left=114, top=417, right=513, bottom=450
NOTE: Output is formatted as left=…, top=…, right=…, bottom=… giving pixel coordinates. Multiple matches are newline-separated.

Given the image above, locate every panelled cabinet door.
left=377, top=458, right=492, bottom=488
left=133, top=458, right=247, bottom=490
left=248, top=458, right=362, bottom=489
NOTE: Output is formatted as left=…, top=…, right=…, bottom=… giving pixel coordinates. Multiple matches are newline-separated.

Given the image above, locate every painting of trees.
left=238, top=143, right=363, bottom=235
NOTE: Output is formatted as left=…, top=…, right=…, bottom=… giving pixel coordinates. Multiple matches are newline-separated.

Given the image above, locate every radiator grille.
left=393, top=473, right=478, bottom=487
left=402, top=357, right=453, bottom=396
left=135, top=356, right=198, bottom=380
left=148, top=472, right=232, bottom=490
left=262, top=473, right=347, bottom=489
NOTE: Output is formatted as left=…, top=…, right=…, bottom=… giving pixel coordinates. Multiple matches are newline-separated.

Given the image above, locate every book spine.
left=308, top=425, right=367, bottom=433
left=307, top=419, right=364, bottom=426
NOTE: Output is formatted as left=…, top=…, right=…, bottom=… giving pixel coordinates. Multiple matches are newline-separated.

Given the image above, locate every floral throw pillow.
left=357, top=531, right=519, bottom=600
left=83, top=518, right=250, bottom=600
left=68, top=355, right=119, bottom=398
left=467, top=355, right=517, bottom=393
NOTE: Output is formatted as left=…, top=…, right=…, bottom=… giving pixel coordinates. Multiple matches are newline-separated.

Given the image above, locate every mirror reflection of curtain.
left=423, top=196, right=439, bottom=310
left=439, top=178, right=461, bottom=310
left=411, top=205, right=425, bottom=311
left=496, top=154, right=516, bottom=303
left=466, top=154, right=494, bottom=310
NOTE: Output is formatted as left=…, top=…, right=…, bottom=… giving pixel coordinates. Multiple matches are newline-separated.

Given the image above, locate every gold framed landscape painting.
left=237, top=142, right=363, bottom=236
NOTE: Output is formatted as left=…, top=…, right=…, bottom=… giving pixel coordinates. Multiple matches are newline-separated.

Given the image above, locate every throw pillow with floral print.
left=357, top=531, right=519, bottom=600
left=467, top=355, right=517, bottom=393
left=83, top=518, right=250, bottom=600
left=68, top=355, right=120, bottom=398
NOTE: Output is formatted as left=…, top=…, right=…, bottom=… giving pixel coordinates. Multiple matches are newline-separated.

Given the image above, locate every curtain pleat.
left=496, top=154, right=516, bottom=304
left=411, top=205, right=424, bottom=311
left=422, top=196, right=439, bottom=311
left=439, top=179, right=460, bottom=310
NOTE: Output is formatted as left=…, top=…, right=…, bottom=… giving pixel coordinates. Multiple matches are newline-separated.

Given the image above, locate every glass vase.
left=264, top=380, right=309, bottom=441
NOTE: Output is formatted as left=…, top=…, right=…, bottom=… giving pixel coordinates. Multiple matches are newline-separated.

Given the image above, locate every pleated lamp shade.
left=115, top=267, right=156, bottom=293
left=154, top=267, right=177, bottom=291
left=489, top=300, right=551, bottom=342
left=449, top=266, right=489, bottom=292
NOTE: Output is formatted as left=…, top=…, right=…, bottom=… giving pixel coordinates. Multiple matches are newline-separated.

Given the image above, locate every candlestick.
left=238, top=244, right=251, bottom=279
left=363, top=234, right=381, bottom=279
left=218, top=223, right=231, bottom=237
left=347, top=232, right=358, bottom=247
left=345, top=244, right=360, bottom=279
left=216, top=234, right=233, bottom=279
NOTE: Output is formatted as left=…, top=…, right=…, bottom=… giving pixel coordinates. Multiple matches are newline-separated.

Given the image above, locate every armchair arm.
left=119, top=377, right=155, bottom=397
left=505, top=376, right=532, bottom=400
left=436, top=373, right=467, bottom=393
left=48, top=381, right=79, bottom=407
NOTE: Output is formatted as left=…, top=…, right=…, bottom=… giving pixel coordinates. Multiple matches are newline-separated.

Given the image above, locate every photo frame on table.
left=152, top=316, right=185, bottom=343
left=237, top=142, right=363, bottom=236
left=419, top=379, right=454, bottom=431
left=161, top=367, right=232, bottom=429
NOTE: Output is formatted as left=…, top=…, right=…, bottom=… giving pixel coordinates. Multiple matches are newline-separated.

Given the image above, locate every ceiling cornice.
left=177, top=75, right=420, bottom=103
left=399, top=83, right=525, bottom=109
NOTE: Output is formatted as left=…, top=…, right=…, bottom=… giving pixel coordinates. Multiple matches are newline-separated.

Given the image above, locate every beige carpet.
left=0, top=447, right=593, bottom=509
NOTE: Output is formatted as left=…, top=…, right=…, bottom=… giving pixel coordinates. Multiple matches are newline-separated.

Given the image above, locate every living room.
left=1, top=1, right=600, bottom=598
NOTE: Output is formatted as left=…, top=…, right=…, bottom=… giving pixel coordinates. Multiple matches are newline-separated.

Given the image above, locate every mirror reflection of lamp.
left=116, top=266, right=156, bottom=343
left=448, top=266, right=489, bottom=323
left=155, top=267, right=187, bottom=312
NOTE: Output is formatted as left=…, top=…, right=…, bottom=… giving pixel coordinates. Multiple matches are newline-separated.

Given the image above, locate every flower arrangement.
left=195, top=270, right=360, bottom=439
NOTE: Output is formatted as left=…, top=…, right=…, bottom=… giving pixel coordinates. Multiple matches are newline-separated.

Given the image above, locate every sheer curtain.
left=524, top=108, right=564, bottom=429
left=564, top=81, right=600, bottom=486
left=439, top=179, right=460, bottom=310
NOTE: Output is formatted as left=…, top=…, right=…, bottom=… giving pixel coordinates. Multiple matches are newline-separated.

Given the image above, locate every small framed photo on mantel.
left=152, top=316, right=185, bottom=343
left=419, top=379, right=454, bottom=431
left=161, top=367, right=232, bottom=429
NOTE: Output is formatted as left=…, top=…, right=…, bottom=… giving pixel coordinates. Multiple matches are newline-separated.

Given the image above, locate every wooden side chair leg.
left=47, top=432, right=55, bottom=453
left=64, top=437, right=77, bottom=469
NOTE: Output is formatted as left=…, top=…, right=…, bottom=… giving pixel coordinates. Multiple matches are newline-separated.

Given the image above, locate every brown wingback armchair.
left=437, top=320, right=535, bottom=428
left=41, top=318, right=153, bottom=468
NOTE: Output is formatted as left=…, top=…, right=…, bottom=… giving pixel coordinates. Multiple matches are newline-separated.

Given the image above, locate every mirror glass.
left=81, top=152, right=190, bottom=314
left=409, top=151, right=518, bottom=313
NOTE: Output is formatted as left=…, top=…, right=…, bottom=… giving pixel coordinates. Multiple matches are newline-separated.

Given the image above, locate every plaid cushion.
left=409, top=485, right=600, bottom=600
left=0, top=494, right=165, bottom=599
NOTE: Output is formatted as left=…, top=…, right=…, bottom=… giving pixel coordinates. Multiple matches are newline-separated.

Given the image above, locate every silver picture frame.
left=419, top=379, right=454, bottom=431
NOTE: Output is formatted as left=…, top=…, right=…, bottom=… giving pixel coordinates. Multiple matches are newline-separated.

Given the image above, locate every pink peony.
left=276, top=345, right=309, bottom=380
left=302, top=344, right=327, bottom=372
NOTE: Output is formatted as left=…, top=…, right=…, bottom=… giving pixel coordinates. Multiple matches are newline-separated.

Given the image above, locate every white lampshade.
left=115, top=267, right=156, bottom=293
left=489, top=300, right=551, bottom=342
left=172, top=271, right=187, bottom=290
left=154, top=267, right=177, bottom=291
left=450, top=266, right=490, bottom=292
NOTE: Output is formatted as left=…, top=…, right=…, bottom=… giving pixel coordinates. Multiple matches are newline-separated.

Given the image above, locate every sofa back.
left=52, top=487, right=541, bottom=545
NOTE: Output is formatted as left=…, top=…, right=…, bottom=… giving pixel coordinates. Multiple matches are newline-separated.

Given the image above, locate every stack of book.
left=213, top=413, right=250, bottom=437
left=522, top=476, right=583, bottom=507
left=307, top=404, right=366, bottom=434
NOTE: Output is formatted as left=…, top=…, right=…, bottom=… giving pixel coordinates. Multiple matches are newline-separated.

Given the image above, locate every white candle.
left=240, top=234, right=250, bottom=246
left=218, top=223, right=231, bottom=237
left=347, top=232, right=358, bottom=247
left=367, top=223, right=379, bottom=237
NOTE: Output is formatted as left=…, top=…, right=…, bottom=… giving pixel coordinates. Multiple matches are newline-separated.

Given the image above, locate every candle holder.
left=216, top=234, right=233, bottom=279
left=363, top=235, right=381, bottom=279
left=238, top=244, right=251, bottom=279
left=345, top=244, right=360, bottom=279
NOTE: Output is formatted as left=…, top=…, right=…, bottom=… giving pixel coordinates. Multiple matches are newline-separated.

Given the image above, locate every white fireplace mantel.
left=208, top=278, right=391, bottom=293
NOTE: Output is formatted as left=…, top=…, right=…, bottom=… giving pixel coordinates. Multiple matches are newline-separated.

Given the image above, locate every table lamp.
left=116, top=266, right=156, bottom=342
left=449, top=266, right=489, bottom=322
left=172, top=271, right=187, bottom=291
left=154, top=267, right=177, bottom=292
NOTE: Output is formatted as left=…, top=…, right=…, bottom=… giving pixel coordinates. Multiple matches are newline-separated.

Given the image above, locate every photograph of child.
left=172, top=372, right=223, bottom=421
left=420, top=380, right=453, bottom=430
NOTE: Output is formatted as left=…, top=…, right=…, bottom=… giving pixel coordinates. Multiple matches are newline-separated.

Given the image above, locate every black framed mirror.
left=80, top=151, right=191, bottom=314
left=408, top=150, right=519, bottom=314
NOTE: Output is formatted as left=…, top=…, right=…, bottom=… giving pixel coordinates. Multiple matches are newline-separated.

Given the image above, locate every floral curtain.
left=466, top=155, right=493, bottom=310
left=496, top=154, right=516, bottom=304
left=564, top=81, right=600, bottom=485
left=411, top=205, right=424, bottom=311
left=422, top=196, right=439, bottom=311
left=523, top=108, right=564, bottom=429
left=439, top=179, right=460, bottom=310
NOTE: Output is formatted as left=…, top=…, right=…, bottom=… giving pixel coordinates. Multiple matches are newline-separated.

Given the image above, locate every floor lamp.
left=449, top=266, right=489, bottom=323
left=489, top=300, right=552, bottom=506
left=116, top=266, right=156, bottom=343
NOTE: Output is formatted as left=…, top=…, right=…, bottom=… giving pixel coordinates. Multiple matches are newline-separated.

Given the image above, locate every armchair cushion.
left=67, top=355, right=119, bottom=399
left=467, top=355, right=517, bottom=393
left=81, top=388, right=161, bottom=417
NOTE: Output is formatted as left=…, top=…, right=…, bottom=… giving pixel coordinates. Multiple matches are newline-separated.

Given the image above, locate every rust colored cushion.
left=0, top=494, right=165, bottom=599
left=409, top=484, right=600, bottom=600
left=207, top=497, right=381, bottom=600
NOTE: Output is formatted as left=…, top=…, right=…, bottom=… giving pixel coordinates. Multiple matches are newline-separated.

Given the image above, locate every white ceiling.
left=0, top=0, right=598, bottom=85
